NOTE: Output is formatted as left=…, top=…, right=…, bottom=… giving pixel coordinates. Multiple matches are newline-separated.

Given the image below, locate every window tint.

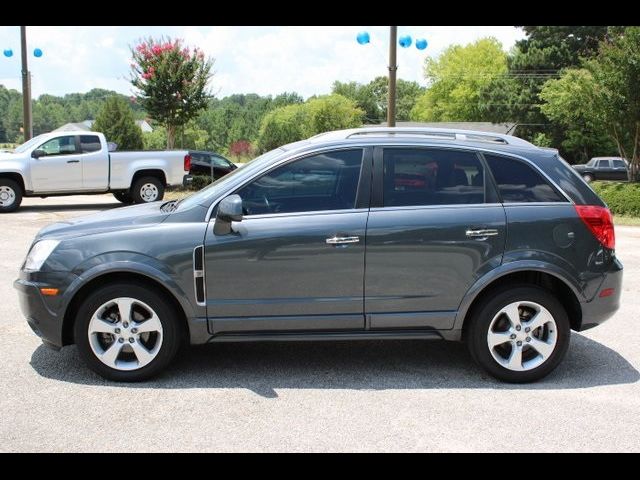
left=236, top=149, right=363, bottom=215
left=383, top=148, right=485, bottom=207
left=485, top=154, right=565, bottom=203
left=597, top=159, right=611, bottom=168
left=191, top=153, right=208, bottom=164
left=80, top=135, right=101, bottom=153
left=38, top=136, right=77, bottom=156
left=613, top=160, right=626, bottom=168
left=212, top=155, right=232, bottom=168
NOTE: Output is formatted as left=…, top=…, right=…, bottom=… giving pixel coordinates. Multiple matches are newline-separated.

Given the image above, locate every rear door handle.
left=466, top=228, right=499, bottom=238
left=326, top=236, right=360, bottom=245
left=66, top=159, right=80, bottom=163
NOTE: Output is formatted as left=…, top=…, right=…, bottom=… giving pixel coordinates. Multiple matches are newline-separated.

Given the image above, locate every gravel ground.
left=0, top=194, right=638, bottom=452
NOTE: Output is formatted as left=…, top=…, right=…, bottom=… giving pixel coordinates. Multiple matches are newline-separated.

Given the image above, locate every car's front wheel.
left=113, top=191, right=134, bottom=204
left=582, top=174, right=593, bottom=183
left=466, top=285, right=570, bottom=383
left=74, top=282, right=183, bottom=381
left=0, top=178, right=23, bottom=213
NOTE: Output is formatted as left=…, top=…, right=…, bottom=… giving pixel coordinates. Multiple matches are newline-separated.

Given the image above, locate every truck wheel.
left=0, top=178, right=23, bottom=213
left=466, top=285, right=570, bottom=383
left=582, top=174, right=593, bottom=183
left=113, top=191, right=134, bottom=204
left=132, top=176, right=164, bottom=204
left=74, top=282, right=184, bottom=381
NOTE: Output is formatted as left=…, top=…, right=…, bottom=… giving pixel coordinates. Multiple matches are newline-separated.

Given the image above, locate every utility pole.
left=387, top=26, right=397, bottom=127
left=20, top=26, right=32, bottom=141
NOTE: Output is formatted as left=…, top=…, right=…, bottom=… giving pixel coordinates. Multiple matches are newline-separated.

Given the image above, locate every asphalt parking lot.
left=1, top=194, right=639, bottom=452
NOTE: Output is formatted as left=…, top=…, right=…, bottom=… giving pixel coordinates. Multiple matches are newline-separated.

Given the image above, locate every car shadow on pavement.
left=18, top=203, right=121, bottom=212
left=31, top=334, right=640, bottom=398
left=30, top=333, right=639, bottom=398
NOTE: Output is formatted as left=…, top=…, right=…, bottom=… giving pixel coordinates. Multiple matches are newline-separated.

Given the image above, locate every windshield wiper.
left=160, top=200, right=179, bottom=213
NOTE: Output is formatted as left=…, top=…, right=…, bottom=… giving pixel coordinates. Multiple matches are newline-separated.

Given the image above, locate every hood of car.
left=36, top=202, right=169, bottom=240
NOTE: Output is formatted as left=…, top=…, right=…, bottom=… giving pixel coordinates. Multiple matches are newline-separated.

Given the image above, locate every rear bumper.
left=578, top=257, right=623, bottom=331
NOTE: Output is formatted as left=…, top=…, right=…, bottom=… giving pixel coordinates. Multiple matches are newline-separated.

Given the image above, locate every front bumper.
left=183, top=174, right=193, bottom=188
left=578, top=257, right=623, bottom=331
left=14, top=270, right=78, bottom=349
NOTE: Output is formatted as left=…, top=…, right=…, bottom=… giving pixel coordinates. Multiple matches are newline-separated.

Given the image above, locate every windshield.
left=176, top=148, right=286, bottom=211
left=586, top=159, right=597, bottom=166
left=14, top=134, right=48, bottom=153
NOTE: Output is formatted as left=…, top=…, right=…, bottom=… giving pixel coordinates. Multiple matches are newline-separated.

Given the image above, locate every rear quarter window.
left=484, top=154, right=565, bottom=203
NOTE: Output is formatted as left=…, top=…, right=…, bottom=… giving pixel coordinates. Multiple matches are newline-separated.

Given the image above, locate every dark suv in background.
left=15, top=127, right=622, bottom=383
left=573, top=157, right=629, bottom=182
left=188, top=150, right=237, bottom=179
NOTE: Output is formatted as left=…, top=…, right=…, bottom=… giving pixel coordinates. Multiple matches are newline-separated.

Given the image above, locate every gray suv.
left=15, top=127, right=623, bottom=383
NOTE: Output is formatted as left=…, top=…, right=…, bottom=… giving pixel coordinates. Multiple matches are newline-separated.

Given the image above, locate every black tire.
left=582, top=174, right=593, bottom=183
left=74, top=282, right=184, bottom=382
left=466, top=285, right=570, bottom=383
left=113, top=191, right=134, bottom=204
left=131, top=176, right=165, bottom=204
left=0, top=178, right=23, bottom=213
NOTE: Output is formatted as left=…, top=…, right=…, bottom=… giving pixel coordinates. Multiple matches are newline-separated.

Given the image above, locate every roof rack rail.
left=344, top=127, right=510, bottom=144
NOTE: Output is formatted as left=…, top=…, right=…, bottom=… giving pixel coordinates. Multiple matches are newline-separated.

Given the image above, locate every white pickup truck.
left=0, top=131, right=192, bottom=212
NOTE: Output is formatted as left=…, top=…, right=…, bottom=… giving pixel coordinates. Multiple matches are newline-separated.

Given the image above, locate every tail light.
left=184, top=154, right=191, bottom=172
left=575, top=205, right=615, bottom=249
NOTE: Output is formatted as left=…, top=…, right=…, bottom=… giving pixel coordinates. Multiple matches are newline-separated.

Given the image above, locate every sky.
left=0, top=26, right=526, bottom=99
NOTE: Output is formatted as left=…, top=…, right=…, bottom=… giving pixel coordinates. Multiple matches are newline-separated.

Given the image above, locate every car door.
left=597, top=159, right=613, bottom=180
left=30, top=135, right=83, bottom=192
left=79, top=134, right=109, bottom=190
left=203, top=147, right=371, bottom=334
left=212, top=155, right=237, bottom=179
left=611, top=159, right=629, bottom=181
left=364, top=146, right=506, bottom=330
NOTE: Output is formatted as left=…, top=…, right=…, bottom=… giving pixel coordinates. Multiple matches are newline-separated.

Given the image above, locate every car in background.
left=189, top=150, right=237, bottom=179
left=572, top=157, right=629, bottom=182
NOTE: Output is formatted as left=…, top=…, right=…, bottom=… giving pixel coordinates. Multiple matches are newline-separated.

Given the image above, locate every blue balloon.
left=399, top=35, right=412, bottom=48
left=416, top=38, right=428, bottom=50
left=3, top=49, right=12, bottom=58
left=33, top=48, right=42, bottom=58
left=356, top=31, right=370, bottom=45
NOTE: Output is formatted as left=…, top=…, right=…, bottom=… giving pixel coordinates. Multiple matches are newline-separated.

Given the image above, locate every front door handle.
left=466, top=228, right=499, bottom=238
left=66, top=159, right=80, bottom=163
left=326, top=235, right=360, bottom=245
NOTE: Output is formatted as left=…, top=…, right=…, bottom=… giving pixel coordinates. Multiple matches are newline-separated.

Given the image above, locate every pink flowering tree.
left=130, top=37, right=213, bottom=148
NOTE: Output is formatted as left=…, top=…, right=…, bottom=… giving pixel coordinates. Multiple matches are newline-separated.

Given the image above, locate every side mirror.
left=32, top=149, right=45, bottom=159
left=213, top=194, right=243, bottom=235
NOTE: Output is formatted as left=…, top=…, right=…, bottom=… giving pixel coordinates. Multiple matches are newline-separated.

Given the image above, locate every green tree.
left=131, top=37, right=214, bottom=149
left=257, top=103, right=308, bottom=153
left=332, top=80, right=381, bottom=123
left=411, top=38, right=508, bottom=122
left=93, top=96, right=144, bottom=150
left=142, top=127, right=167, bottom=150
left=542, top=27, right=640, bottom=179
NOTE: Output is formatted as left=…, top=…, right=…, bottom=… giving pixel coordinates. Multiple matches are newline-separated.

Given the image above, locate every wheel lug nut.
left=516, top=325, right=521, bottom=331
left=510, top=334, right=516, bottom=339
left=114, top=328, right=121, bottom=334
left=118, top=338, right=124, bottom=343
left=525, top=327, right=531, bottom=333
left=516, top=341, right=522, bottom=346
left=131, top=328, right=138, bottom=334
left=526, top=337, right=531, bottom=342
left=123, top=322, right=129, bottom=328
left=129, top=337, right=135, bottom=343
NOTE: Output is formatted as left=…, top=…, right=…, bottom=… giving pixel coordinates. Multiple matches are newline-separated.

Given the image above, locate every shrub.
left=190, top=174, right=213, bottom=191
left=591, top=181, right=640, bottom=217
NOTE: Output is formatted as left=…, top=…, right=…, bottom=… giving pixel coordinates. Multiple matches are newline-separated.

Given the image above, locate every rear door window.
left=613, top=160, right=626, bottom=168
left=382, top=148, right=486, bottom=207
left=597, top=160, right=611, bottom=168
left=484, top=154, right=565, bottom=203
left=79, top=135, right=101, bottom=153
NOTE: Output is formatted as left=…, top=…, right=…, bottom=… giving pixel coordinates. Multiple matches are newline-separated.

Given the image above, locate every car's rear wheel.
left=466, top=285, right=570, bottom=383
left=132, top=176, right=164, bottom=204
left=74, top=282, right=183, bottom=381
left=582, top=174, right=593, bottom=183
left=113, top=191, right=134, bottom=204
left=0, top=178, right=22, bottom=213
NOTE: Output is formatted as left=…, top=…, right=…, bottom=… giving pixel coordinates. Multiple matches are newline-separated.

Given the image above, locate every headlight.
left=23, top=239, right=60, bottom=271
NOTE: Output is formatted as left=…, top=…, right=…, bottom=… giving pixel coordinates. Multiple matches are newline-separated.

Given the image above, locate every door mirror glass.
left=32, top=149, right=45, bottom=158
left=214, top=194, right=243, bottom=235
